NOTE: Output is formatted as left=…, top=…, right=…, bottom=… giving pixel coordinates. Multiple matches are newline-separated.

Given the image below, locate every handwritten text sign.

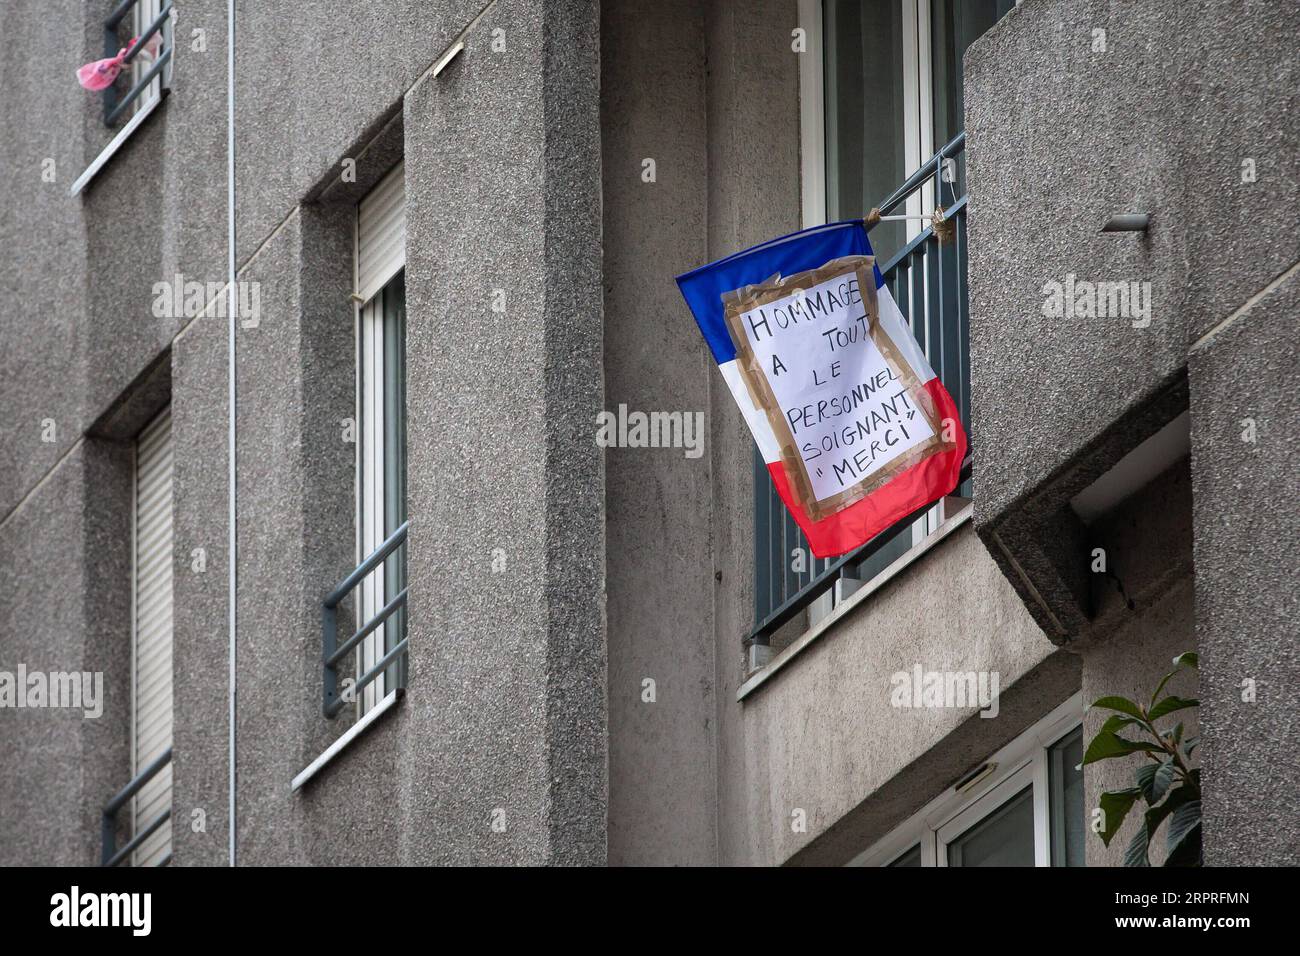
left=734, top=268, right=934, bottom=504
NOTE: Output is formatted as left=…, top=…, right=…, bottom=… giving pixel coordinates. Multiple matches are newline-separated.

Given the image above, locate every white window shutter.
left=133, top=408, right=173, bottom=867
left=355, top=163, right=406, bottom=304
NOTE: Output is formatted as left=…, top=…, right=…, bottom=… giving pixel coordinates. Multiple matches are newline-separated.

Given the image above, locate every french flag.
left=677, top=220, right=967, bottom=559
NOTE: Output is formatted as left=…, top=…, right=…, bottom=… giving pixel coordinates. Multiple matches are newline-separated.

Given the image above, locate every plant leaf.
left=1123, top=820, right=1151, bottom=866
left=1172, top=652, right=1198, bottom=670
left=1125, top=790, right=1183, bottom=867
left=1150, top=760, right=1177, bottom=804
left=1149, top=696, right=1198, bottom=722
left=1135, top=763, right=1159, bottom=804
left=1184, top=735, right=1200, bottom=756
left=1082, top=731, right=1164, bottom=766
left=1098, top=714, right=1141, bottom=736
left=1098, top=788, right=1142, bottom=847
left=1164, top=821, right=1202, bottom=867
left=1150, top=672, right=1179, bottom=707
left=1165, top=799, right=1201, bottom=854
left=1135, top=760, right=1177, bottom=805
left=1090, top=695, right=1145, bottom=719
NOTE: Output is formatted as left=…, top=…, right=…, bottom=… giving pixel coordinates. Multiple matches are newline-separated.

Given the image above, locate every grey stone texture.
left=602, top=0, right=718, bottom=867
left=1189, top=266, right=1300, bottom=865
left=965, top=0, right=1296, bottom=865
left=399, top=0, right=606, bottom=865
left=1080, top=460, right=1199, bottom=866
left=0, top=442, right=134, bottom=865
left=965, top=0, right=1299, bottom=642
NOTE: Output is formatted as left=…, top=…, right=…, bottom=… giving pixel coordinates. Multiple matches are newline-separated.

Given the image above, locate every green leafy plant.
left=1083, top=652, right=1201, bottom=866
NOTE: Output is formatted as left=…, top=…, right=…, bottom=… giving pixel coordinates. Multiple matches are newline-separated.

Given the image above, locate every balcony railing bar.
left=101, top=745, right=172, bottom=866
left=747, top=455, right=973, bottom=646
left=325, top=520, right=408, bottom=608
left=325, top=586, right=410, bottom=669
left=322, top=520, right=409, bottom=719
left=876, top=131, right=965, bottom=217
left=102, top=0, right=173, bottom=126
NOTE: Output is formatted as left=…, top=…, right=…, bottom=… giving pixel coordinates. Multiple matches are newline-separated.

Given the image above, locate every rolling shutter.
left=133, top=408, right=173, bottom=867
left=355, top=162, right=406, bottom=304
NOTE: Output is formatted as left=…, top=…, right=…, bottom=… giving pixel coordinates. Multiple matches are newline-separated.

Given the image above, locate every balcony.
left=749, top=133, right=972, bottom=667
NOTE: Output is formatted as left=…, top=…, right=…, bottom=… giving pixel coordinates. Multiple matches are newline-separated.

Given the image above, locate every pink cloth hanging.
left=77, top=34, right=161, bottom=92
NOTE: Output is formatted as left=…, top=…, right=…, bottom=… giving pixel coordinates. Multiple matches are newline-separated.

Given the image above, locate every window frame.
left=70, top=0, right=175, bottom=197
left=849, top=692, right=1085, bottom=867
left=128, top=0, right=168, bottom=121
left=353, top=163, right=408, bottom=717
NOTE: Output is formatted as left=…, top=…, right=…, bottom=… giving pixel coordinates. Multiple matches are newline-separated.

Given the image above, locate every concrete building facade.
left=1, top=0, right=1294, bottom=867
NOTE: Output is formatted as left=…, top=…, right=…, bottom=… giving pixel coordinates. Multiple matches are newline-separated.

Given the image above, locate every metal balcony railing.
left=751, top=132, right=973, bottom=649
left=322, top=521, right=409, bottom=718
left=102, top=0, right=174, bottom=126
left=101, top=746, right=172, bottom=867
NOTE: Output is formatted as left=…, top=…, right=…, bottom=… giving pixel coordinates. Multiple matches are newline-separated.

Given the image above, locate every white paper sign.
left=735, top=270, right=934, bottom=502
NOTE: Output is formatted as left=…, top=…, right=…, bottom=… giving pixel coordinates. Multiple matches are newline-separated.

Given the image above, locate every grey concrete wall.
left=1189, top=266, right=1299, bottom=865
left=744, top=527, right=1075, bottom=867
left=210, top=0, right=606, bottom=866
left=964, top=0, right=1295, bottom=866
left=1079, top=459, right=1198, bottom=866
left=965, top=0, right=1299, bottom=642
left=1083, top=576, right=1198, bottom=867
left=399, top=0, right=605, bottom=865
left=602, top=0, right=718, bottom=867
left=1, top=0, right=228, bottom=866
left=1, top=0, right=89, bottom=517
left=0, top=442, right=133, bottom=866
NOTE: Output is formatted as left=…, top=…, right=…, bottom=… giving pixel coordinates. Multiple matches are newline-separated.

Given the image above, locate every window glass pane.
left=1049, top=727, right=1086, bottom=866
left=930, top=0, right=1014, bottom=197
left=946, top=786, right=1034, bottom=867
left=824, top=0, right=909, bottom=261
left=888, top=844, right=922, bottom=867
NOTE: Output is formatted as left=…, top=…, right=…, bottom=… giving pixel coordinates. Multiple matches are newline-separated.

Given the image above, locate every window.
left=852, top=694, right=1085, bottom=867
left=126, top=0, right=169, bottom=121
left=131, top=407, right=173, bottom=866
left=825, top=0, right=1014, bottom=259
left=752, top=0, right=1011, bottom=643
left=71, top=0, right=175, bottom=196
left=354, top=164, right=408, bottom=715
left=294, top=163, right=408, bottom=786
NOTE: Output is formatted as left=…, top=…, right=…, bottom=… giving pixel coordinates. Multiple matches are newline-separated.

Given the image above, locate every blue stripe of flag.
left=675, top=219, right=881, bottom=366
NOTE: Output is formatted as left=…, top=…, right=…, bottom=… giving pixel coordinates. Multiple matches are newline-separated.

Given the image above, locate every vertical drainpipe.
left=227, top=0, right=238, bottom=867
